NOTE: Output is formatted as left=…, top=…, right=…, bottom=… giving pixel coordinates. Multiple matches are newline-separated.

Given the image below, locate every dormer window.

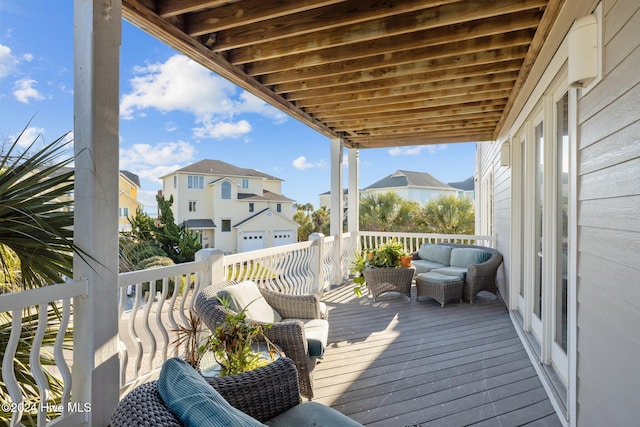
left=221, top=181, right=231, bottom=199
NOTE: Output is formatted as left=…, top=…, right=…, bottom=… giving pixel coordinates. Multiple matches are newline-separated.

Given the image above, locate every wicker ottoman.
left=415, top=272, right=463, bottom=307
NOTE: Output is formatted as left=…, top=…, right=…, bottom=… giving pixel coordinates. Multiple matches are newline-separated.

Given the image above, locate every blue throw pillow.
left=157, top=357, right=265, bottom=427
left=418, top=244, right=453, bottom=265
left=450, top=248, right=490, bottom=268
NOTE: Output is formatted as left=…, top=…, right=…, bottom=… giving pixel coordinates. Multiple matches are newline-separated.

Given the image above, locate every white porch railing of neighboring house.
left=0, top=231, right=493, bottom=425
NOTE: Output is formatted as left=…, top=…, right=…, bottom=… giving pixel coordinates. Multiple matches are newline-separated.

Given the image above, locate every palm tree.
left=419, top=195, right=475, bottom=234
left=0, top=125, right=79, bottom=424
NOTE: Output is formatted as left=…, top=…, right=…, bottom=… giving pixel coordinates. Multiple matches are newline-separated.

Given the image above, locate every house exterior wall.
left=118, top=174, right=142, bottom=231
left=573, top=1, right=640, bottom=424
left=478, top=0, right=640, bottom=424
left=360, top=186, right=459, bottom=205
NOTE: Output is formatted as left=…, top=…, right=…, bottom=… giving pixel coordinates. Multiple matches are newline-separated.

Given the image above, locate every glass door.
left=530, top=119, right=544, bottom=342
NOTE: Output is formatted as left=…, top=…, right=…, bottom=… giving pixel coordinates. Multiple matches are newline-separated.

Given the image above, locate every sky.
left=0, top=1, right=477, bottom=215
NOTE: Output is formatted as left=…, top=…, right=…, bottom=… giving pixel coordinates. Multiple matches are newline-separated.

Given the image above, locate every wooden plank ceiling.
left=123, top=0, right=561, bottom=149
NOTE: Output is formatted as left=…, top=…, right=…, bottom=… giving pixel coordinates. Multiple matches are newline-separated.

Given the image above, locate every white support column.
left=330, top=139, right=344, bottom=286
left=73, top=0, right=121, bottom=424
left=347, top=147, right=360, bottom=234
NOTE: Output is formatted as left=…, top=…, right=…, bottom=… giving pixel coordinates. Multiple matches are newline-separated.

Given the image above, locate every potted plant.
left=351, top=240, right=413, bottom=300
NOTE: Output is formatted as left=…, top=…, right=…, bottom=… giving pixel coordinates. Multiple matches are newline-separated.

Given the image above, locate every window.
left=276, top=203, right=282, bottom=213
left=173, top=175, right=177, bottom=189
left=118, top=207, right=129, bottom=217
left=187, top=175, right=204, bottom=189
left=221, top=219, right=231, bottom=232
left=188, top=201, right=197, bottom=212
left=242, top=179, right=249, bottom=189
left=221, top=181, right=231, bottom=199
left=249, top=202, right=254, bottom=212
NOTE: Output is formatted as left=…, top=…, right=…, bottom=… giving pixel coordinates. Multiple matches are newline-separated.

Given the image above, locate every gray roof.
left=364, top=170, right=454, bottom=190
left=174, top=159, right=282, bottom=181
left=120, top=170, right=141, bottom=187
left=448, top=176, right=475, bottom=191
left=183, top=219, right=216, bottom=229
left=238, top=190, right=294, bottom=202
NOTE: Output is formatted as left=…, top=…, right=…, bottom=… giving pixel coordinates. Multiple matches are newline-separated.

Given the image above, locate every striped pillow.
left=157, top=357, right=265, bottom=427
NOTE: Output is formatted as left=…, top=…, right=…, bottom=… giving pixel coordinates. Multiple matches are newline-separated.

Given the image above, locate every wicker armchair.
left=194, top=281, right=327, bottom=400
left=437, top=243, right=503, bottom=303
left=363, top=267, right=414, bottom=302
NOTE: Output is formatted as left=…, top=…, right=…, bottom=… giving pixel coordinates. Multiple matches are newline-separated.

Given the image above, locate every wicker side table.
left=415, top=272, right=463, bottom=307
left=363, top=267, right=415, bottom=302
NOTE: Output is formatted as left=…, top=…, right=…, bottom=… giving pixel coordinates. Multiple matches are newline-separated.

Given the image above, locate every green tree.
left=293, top=208, right=313, bottom=241
left=311, top=206, right=330, bottom=236
left=0, top=126, right=80, bottom=424
left=359, top=192, right=421, bottom=232
left=419, top=195, right=475, bottom=234
left=154, top=194, right=202, bottom=263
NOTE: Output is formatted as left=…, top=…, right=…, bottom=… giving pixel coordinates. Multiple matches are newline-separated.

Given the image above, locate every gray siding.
left=575, top=0, right=640, bottom=425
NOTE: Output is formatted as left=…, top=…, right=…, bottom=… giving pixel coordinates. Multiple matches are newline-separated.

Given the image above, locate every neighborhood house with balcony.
left=160, top=159, right=298, bottom=253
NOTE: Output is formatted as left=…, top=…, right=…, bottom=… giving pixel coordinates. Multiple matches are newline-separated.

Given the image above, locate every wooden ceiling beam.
left=272, top=40, right=530, bottom=94
left=351, top=131, right=495, bottom=148
left=250, top=12, right=540, bottom=78
left=304, top=81, right=515, bottom=115
left=324, top=99, right=507, bottom=128
left=313, top=89, right=512, bottom=119
left=226, top=0, right=547, bottom=64
left=203, top=0, right=460, bottom=49
left=157, top=0, right=230, bottom=18
left=185, top=0, right=346, bottom=35
left=346, top=112, right=504, bottom=132
left=284, top=59, right=523, bottom=101
left=293, top=71, right=519, bottom=108
left=364, top=123, right=498, bottom=137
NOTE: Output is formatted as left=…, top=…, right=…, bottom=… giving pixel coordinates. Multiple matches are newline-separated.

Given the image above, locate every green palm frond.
left=0, top=125, right=76, bottom=289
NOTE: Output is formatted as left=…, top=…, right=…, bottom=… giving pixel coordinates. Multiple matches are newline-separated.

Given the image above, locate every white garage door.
left=274, top=230, right=295, bottom=246
left=242, top=231, right=265, bottom=252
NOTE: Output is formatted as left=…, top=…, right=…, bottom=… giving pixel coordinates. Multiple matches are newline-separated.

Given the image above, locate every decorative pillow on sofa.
left=418, top=244, right=453, bottom=266
left=219, top=280, right=283, bottom=323
left=450, top=248, right=490, bottom=268
left=157, top=357, right=265, bottom=427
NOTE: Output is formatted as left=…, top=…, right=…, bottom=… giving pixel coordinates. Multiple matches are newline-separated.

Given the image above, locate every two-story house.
left=160, top=159, right=298, bottom=253
left=361, top=170, right=462, bottom=205
left=119, top=170, right=142, bottom=232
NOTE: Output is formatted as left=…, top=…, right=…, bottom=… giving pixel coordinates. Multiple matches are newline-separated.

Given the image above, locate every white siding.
left=573, top=1, right=640, bottom=424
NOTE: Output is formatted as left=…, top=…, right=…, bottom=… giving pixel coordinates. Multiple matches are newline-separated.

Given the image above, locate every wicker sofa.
left=412, top=243, right=503, bottom=303
left=111, top=357, right=362, bottom=426
left=194, top=280, right=328, bottom=400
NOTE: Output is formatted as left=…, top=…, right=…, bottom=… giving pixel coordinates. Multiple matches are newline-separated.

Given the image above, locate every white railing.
left=117, top=259, right=209, bottom=391
left=358, top=231, right=496, bottom=253
left=0, top=279, right=88, bottom=426
left=0, top=230, right=497, bottom=425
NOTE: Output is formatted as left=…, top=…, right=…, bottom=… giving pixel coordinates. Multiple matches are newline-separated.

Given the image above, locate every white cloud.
left=13, top=78, right=44, bottom=104
left=14, top=126, right=45, bottom=148
left=193, top=119, right=251, bottom=139
left=292, top=156, right=326, bottom=170
left=120, top=54, right=287, bottom=138
left=0, top=44, right=18, bottom=78
left=120, top=140, right=195, bottom=171
left=388, top=144, right=448, bottom=156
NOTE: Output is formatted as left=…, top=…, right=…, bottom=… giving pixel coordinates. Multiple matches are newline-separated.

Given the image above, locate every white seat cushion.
left=220, top=281, right=282, bottom=323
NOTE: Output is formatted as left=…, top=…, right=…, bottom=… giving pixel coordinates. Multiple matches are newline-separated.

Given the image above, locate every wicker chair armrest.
left=261, top=288, right=323, bottom=319
left=264, top=319, right=308, bottom=359
left=467, top=251, right=503, bottom=278
left=204, top=357, right=301, bottom=422
left=411, top=250, right=421, bottom=260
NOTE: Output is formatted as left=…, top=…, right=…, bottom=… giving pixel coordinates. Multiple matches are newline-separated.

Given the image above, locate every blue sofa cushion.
left=157, top=357, right=265, bottom=427
left=449, top=248, right=490, bottom=268
left=418, top=244, right=453, bottom=266
left=430, top=267, right=468, bottom=281
left=412, top=259, right=448, bottom=275
left=287, top=318, right=328, bottom=358
left=265, top=402, right=362, bottom=427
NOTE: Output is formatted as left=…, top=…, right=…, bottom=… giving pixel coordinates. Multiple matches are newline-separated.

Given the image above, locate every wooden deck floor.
left=315, top=285, right=562, bottom=427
